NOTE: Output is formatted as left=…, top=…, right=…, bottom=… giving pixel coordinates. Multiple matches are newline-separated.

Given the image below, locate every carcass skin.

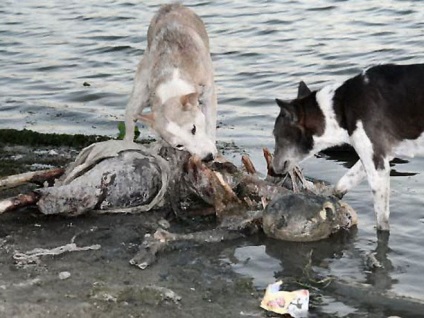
left=3, top=140, right=357, bottom=242
left=181, top=153, right=357, bottom=239
left=263, top=193, right=357, bottom=242
left=36, top=140, right=173, bottom=215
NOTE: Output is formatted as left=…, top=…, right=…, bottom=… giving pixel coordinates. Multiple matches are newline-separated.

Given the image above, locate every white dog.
left=272, top=64, right=424, bottom=231
left=124, top=3, right=217, bottom=161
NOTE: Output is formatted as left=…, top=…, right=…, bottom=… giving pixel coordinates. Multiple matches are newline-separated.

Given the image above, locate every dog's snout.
left=272, top=158, right=290, bottom=175
left=202, top=153, right=214, bottom=162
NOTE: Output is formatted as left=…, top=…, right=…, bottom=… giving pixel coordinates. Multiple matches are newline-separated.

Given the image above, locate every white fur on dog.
left=157, top=69, right=195, bottom=104
left=313, top=88, right=393, bottom=230
left=165, top=117, right=215, bottom=156
left=335, top=160, right=367, bottom=195
left=313, top=84, right=350, bottom=152
left=123, top=4, right=217, bottom=161
left=344, top=121, right=390, bottom=230
left=273, top=64, right=424, bottom=231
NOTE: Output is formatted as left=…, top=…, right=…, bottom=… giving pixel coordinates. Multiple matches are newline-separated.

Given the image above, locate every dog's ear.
left=275, top=99, right=297, bottom=122
left=275, top=98, right=290, bottom=108
left=297, top=81, right=311, bottom=99
left=180, top=92, right=199, bottom=111
left=137, top=112, right=155, bottom=127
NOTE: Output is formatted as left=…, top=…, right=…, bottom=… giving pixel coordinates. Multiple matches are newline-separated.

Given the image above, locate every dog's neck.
left=311, top=84, right=350, bottom=152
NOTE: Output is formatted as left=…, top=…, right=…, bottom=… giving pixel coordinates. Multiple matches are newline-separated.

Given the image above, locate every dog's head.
left=138, top=92, right=217, bottom=161
left=272, top=81, right=325, bottom=174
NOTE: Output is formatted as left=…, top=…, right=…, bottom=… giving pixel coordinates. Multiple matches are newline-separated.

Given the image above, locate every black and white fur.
left=272, top=64, right=424, bottom=231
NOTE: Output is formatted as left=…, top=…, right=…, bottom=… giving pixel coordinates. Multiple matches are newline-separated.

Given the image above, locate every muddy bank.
left=1, top=129, right=424, bottom=318
left=0, top=210, right=268, bottom=317
left=0, top=129, right=264, bottom=317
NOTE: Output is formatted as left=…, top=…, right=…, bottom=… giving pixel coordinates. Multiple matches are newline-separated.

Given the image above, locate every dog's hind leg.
left=124, top=56, right=150, bottom=141
left=364, top=158, right=391, bottom=231
left=334, top=160, right=367, bottom=198
left=350, top=122, right=391, bottom=231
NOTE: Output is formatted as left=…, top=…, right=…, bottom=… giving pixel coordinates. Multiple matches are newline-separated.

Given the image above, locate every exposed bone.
left=130, top=228, right=246, bottom=269
left=183, top=155, right=244, bottom=220
left=0, top=193, right=39, bottom=214
left=0, top=167, right=64, bottom=190
left=263, top=147, right=314, bottom=193
left=263, top=147, right=276, bottom=177
left=13, top=239, right=101, bottom=266
left=241, top=154, right=256, bottom=175
left=0, top=141, right=356, bottom=272
left=184, top=154, right=292, bottom=215
left=0, top=143, right=330, bottom=217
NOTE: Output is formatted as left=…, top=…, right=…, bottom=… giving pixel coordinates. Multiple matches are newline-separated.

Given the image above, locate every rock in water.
left=263, top=193, right=357, bottom=242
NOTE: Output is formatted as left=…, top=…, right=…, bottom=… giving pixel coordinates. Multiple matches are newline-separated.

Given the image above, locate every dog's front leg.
left=124, top=56, right=150, bottom=141
left=334, top=160, right=367, bottom=198
left=199, top=83, right=217, bottom=143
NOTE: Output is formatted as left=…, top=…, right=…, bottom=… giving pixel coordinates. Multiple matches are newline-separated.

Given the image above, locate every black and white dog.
left=272, top=64, right=424, bottom=231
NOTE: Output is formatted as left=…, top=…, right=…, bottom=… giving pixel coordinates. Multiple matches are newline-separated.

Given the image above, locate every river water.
left=1, top=0, right=423, bottom=316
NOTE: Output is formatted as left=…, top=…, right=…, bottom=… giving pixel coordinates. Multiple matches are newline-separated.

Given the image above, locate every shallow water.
left=1, top=0, right=424, bottom=316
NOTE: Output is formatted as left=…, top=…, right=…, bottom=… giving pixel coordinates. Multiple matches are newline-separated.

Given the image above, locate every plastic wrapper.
left=260, top=281, right=309, bottom=317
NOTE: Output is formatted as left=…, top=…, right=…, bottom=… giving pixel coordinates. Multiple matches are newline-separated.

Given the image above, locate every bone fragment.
left=0, top=168, right=64, bottom=190
left=13, top=240, right=101, bottom=265
left=0, top=193, right=39, bottom=214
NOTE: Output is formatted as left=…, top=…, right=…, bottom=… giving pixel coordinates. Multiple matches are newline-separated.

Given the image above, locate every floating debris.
left=260, top=281, right=309, bottom=317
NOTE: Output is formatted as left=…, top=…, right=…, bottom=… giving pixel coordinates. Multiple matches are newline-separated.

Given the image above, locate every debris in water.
left=58, top=271, right=71, bottom=280
left=260, top=281, right=309, bottom=317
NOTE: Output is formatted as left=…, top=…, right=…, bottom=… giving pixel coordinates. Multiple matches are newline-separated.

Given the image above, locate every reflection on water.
left=1, top=0, right=424, bottom=316
left=226, top=231, right=423, bottom=317
left=221, top=244, right=280, bottom=288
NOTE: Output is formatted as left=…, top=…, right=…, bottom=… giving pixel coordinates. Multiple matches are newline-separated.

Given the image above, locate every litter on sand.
left=260, top=281, right=309, bottom=317
left=13, top=239, right=101, bottom=266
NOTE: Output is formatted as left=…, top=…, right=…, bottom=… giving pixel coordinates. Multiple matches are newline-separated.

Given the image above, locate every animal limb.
left=124, top=56, right=150, bottom=142
left=241, top=154, right=256, bottom=175
left=0, top=193, right=40, bottom=214
left=350, top=131, right=391, bottom=231
left=129, top=228, right=245, bottom=270
left=263, top=148, right=314, bottom=193
left=334, top=160, right=367, bottom=198
left=0, top=167, right=64, bottom=190
left=13, top=238, right=101, bottom=266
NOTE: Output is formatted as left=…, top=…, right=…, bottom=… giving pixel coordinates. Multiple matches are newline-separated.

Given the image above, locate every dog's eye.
left=176, top=144, right=185, bottom=150
left=191, top=125, right=196, bottom=135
